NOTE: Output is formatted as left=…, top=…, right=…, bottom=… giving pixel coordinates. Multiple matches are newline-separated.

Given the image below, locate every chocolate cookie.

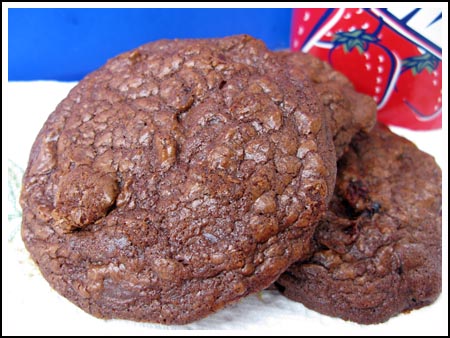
left=277, top=52, right=376, bottom=158
left=276, top=124, right=442, bottom=324
left=20, top=35, right=336, bottom=324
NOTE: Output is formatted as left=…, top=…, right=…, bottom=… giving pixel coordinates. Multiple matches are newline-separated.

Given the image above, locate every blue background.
left=8, top=8, right=292, bottom=81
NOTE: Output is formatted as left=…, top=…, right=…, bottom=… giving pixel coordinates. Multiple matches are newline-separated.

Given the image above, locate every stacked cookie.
left=275, top=52, right=442, bottom=324
left=20, top=35, right=441, bottom=325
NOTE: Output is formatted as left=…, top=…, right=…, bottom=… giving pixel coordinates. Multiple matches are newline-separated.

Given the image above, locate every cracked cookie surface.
left=277, top=52, right=376, bottom=158
left=20, top=35, right=336, bottom=324
left=276, top=124, right=442, bottom=324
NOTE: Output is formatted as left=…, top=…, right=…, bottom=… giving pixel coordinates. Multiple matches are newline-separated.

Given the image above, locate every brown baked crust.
left=277, top=52, right=377, bottom=158
left=276, top=124, right=442, bottom=324
left=20, top=35, right=336, bottom=324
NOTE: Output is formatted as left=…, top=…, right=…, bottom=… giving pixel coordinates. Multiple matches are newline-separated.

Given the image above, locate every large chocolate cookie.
left=276, top=124, right=442, bottom=324
left=20, top=35, right=336, bottom=324
left=277, top=52, right=376, bottom=158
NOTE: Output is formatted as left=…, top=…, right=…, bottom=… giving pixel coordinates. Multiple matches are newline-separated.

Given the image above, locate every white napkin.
left=5, top=81, right=447, bottom=335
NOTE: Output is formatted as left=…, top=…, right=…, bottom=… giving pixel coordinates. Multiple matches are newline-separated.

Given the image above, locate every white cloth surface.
left=5, top=81, right=448, bottom=335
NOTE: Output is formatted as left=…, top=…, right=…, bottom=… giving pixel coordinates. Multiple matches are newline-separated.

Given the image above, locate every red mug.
left=291, top=8, right=442, bottom=130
